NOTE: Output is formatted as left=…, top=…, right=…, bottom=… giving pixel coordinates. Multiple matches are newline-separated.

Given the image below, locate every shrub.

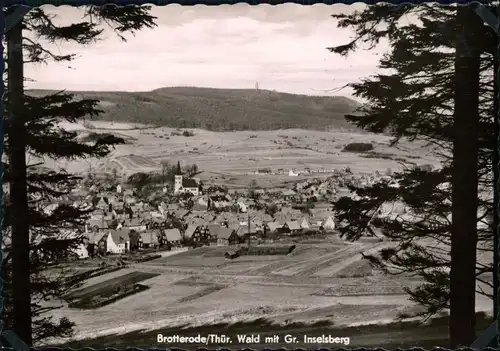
left=182, top=130, right=195, bottom=137
left=342, top=142, right=374, bottom=152
left=133, top=94, right=155, bottom=103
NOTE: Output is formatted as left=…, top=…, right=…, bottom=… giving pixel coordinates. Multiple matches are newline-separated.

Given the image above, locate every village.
left=36, top=158, right=440, bottom=349
left=39, top=163, right=392, bottom=260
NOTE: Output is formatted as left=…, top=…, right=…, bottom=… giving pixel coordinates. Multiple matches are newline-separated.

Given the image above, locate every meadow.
left=45, top=121, right=440, bottom=189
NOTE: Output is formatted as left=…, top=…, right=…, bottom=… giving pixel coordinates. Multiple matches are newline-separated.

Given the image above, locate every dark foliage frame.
left=0, top=0, right=495, bottom=350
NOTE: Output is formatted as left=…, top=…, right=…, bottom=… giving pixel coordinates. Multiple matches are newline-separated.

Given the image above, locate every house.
left=28, top=231, right=86, bottom=261
left=208, top=195, right=232, bottom=211
left=310, top=211, right=336, bottom=231
left=236, top=224, right=258, bottom=237
left=139, top=231, right=160, bottom=249
left=102, top=229, right=130, bottom=254
left=131, top=204, right=145, bottom=214
left=147, top=218, right=160, bottom=230
left=71, top=240, right=88, bottom=259
left=86, top=232, right=105, bottom=255
left=192, top=203, right=207, bottom=211
left=124, top=195, right=137, bottom=205
left=184, top=225, right=209, bottom=244
left=174, top=175, right=199, bottom=196
left=163, top=228, right=183, bottom=246
left=194, top=197, right=209, bottom=211
left=114, top=201, right=126, bottom=212
left=244, top=198, right=256, bottom=209
left=183, top=225, right=197, bottom=241
left=321, top=215, right=336, bottom=231
left=123, top=218, right=147, bottom=232
left=214, top=226, right=240, bottom=246
left=288, top=169, right=299, bottom=177
left=96, top=197, right=109, bottom=211
left=299, top=217, right=310, bottom=230
left=282, top=220, right=302, bottom=234
left=90, top=208, right=106, bottom=220
left=174, top=209, right=191, bottom=219
left=86, top=218, right=109, bottom=233
left=237, top=201, right=248, bottom=213
left=250, top=219, right=265, bottom=233
left=107, top=195, right=119, bottom=205
left=282, top=189, right=296, bottom=200
left=266, top=221, right=282, bottom=234
left=187, top=216, right=206, bottom=227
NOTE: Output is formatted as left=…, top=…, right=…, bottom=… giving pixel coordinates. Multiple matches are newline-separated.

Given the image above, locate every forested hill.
left=27, top=87, right=361, bottom=131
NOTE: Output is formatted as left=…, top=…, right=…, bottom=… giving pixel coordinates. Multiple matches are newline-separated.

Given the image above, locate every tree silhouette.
left=329, top=4, right=496, bottom=331
left=2, top=5, right=157, bottom=345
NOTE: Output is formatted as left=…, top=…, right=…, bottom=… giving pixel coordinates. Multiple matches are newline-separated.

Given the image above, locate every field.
left=46, top=236, right=494, bottom=347
left=42, top=121, right=440, bottom=187
left=68, top=271, right=159, bottom=300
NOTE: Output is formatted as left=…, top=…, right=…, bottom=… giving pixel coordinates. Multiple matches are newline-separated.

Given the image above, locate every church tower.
left=174, top=175, right=183, bottom=193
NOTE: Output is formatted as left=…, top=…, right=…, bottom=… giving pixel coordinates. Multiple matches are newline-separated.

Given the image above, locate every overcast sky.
left=25, top=4, right=387, bottom=97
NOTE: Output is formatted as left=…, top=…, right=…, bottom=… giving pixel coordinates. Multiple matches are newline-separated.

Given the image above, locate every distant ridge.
left=26, top=87, right=361, bottom=132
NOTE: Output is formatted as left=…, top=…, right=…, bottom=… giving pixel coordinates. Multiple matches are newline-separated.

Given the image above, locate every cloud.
left=24, top=4, right=385, bottom=97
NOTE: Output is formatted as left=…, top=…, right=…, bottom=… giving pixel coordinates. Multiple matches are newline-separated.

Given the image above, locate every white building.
left=299, top=217, right=310, bottom=229
left=174, top=175, right=200, bottom=196
left=73, top=243, right=89, bottom=259
left=311, top=210, right=336, bottom=231
left=322, top=215, right=336, bottom=231
left=237, top=201, right=248, bottom=213
left=104, top=229, right=130, bottom=254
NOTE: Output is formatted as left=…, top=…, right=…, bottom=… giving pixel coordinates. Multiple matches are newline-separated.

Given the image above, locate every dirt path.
left=270, top=244, right=359, bottom=276
left=313, top=242, right=395, bottom=277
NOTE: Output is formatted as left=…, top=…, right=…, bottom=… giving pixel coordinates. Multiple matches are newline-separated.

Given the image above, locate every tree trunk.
left=450, top=4, right=482, bottom=348
left=7, top=13, right=32, bottom=346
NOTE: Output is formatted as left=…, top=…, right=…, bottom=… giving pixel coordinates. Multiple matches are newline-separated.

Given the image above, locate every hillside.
left=27, top=87, right=360, bottom=132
